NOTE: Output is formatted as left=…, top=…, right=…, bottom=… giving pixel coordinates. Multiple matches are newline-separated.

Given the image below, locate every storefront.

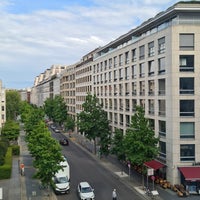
left=144, top=160, right=166, bottom=179
left=178, top=166, right=200, bottom=194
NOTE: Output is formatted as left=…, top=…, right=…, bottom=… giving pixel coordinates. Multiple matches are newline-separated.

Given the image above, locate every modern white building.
left=91, top=1, right=200, bottom=191
left=31, top=1, right=200, bottom=192
left=30, top=65, right=67, bottom=106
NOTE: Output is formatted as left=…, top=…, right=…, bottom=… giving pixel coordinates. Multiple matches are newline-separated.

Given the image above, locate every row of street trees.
left=20, top=101, right=64, bottom=187
left=4, top=90, right=160, bottom=181
left=75, top=93, right=159, bottom=171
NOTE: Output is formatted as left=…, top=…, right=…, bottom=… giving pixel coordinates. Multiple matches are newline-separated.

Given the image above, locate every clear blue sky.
left=0, top=0, right=184, bottom=89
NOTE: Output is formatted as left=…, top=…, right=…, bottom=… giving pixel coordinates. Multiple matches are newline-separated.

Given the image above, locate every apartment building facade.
left=30, top=1, right=200, bottom=192
left=60, top=63, right=77, bottom=118
left=91, top=1, right=200, bottom=191
left=30, top=65, right=67, bottom=106
left=75, top=49, right=99, bottom=114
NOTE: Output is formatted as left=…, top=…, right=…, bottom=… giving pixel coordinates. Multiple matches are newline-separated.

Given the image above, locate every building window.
left=125, top=66, right=130, bottom=80
left=158, top=79, right=165, bottom=95
left=140, top=81, right=145, bottom=95
left=132, top=82, right=137, bottom=96
left=139, top=45, right=145, bottom=60
left=179, top=55, right=194, bottom=72
left=180, top=122, right=195, bottom=139
left=119, top=54, right=123, bottom=66
left=109, top=72, right=112, bottom=82
left=114, top=70, right=117, bottom=81
left=125, top=51, right=129, bottom=64
left=126, top=115, right=130, bottom=127
left=148, top=99, right=154, bottom=115
left=113, top=56, right=117, bottom=68
left=132, top=65, right=137, bottom=79
left=125, top=99, right=130, bottom=111
left=158, top=100, right=165, bottom=116
left=159, top=141, right=166, bottom=158
left=132, top=99, right=137, bottom=111
left=148, top=41, right=154, bottom=57
left=179, top=77, right=194, bottom=95
left=120, top=114, right=123, bottom=126
left=148, top=60, right=155, bottom=76
left=158, top=57, right=165, bottom=74
left=180, top=100, right=194, bottom=117
left=139, top=63, right=145, bottom=77
left=131, top=48, right=136, bottom=62
left=114, top=113, right=118, bottom=124
left=180, top=144, right=195, bottom=161
left=109, top=58, right=112, bottom=68
left=119, top=68, right=123, bottom=80
left=159, top=120, right=166, bottom=137
left=104, top=60, right=107, bottom=70
left=125, top=83, right=129, bottom=95
left=148, top=80, right=154, bottom=96
left=158, top=37, right=165, bottom=54
left=179, top=33, right=194, bottom=50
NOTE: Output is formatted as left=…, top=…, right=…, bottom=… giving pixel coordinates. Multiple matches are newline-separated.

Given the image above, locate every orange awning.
left=144, top=160, right=165, bottom=170
left=179, top=166, right=200, bottom=181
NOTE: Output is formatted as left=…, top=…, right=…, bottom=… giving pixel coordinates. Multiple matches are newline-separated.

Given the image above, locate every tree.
left=123, top=106, right=159, bottom=166
left=111, top=129, right=125, bottom=161
left=44, top=95, right=68, bottom=125
left=43, top=97, right=54, bottom=121
left=6, top=90, right=21, bottom=120
left=64, top=116, right=75, bottom=132
left=77, top=93, right=111, bottom=155
left=20, top=102, right=64, bottom=187
left=1, top=120, right=20, bottom=141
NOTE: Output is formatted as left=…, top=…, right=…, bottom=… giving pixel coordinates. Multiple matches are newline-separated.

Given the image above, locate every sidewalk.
left=0, top=128, right=57, bottom=200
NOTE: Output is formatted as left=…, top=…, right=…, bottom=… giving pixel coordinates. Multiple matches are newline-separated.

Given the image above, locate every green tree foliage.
left=20, top=103, right=64, bottom=187
left=64, top=115, right=75, bottom=132
left=6, top=90, right=21, bottom=120
left=123, top=106, right=159, bottom=166
left=27, top=128, right=63, bottom=185
left=19, top=101, right=35, bottom=124
left=44, top=95, right=68, bottom=125
left=1, top=120, right=20, bottom=141
left=0, top=139, right=9, bottom=165
left=111, top=129, right=125, bottom=160
left=53, top=95, right=68, bottom=125
left=24, top=107, right=44, bottom=133
left=77, top=93, right=111, bottom=155
left=43, top=97, right=54, bottom=120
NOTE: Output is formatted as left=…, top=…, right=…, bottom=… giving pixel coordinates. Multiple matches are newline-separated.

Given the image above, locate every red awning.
left=144, top=160, right=165, bottom=170
left=179, top=166, right=200, bottom=181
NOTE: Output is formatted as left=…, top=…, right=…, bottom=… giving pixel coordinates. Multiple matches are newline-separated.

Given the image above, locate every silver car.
left=77, top=181, right=95, bottom=200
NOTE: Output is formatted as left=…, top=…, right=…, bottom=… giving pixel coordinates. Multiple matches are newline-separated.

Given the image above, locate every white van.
left=52, top=157, right=70, bottom=194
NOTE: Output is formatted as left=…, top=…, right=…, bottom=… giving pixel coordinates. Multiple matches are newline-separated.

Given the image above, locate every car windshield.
left=56, top=177, right=68, bottom=183
left=81, top=186, right=92, bottom=193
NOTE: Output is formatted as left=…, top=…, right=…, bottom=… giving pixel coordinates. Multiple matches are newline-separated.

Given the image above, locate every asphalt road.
left=52, top=131, right=144, bottom=200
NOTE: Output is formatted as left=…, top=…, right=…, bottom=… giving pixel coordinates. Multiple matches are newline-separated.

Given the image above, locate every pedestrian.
left=112, top=188, right=117, bottom=200
left=20, top=163, right=25, bottom=176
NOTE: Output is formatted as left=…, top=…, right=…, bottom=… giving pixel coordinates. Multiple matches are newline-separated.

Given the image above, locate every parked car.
left=59, top=138, right=69, bottom=146
left=77, top=182, right=95, bottom=200
left=54, top=128, right=61, bottom=133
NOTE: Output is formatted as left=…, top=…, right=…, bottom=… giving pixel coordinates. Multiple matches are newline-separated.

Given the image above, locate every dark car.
left=59, top=138, right=69, bottom=146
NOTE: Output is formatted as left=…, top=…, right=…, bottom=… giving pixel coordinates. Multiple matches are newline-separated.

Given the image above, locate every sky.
left=0, top=0, right=187, bottom=89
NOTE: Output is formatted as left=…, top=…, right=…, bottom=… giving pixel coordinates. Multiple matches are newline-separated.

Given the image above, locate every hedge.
left=11, top=145, right=20, bottom=156
left=0, top=147, right=12, bottom=179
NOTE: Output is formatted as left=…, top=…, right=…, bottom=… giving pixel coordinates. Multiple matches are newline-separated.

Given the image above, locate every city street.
left=52, top=131, right=144, bottom=200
